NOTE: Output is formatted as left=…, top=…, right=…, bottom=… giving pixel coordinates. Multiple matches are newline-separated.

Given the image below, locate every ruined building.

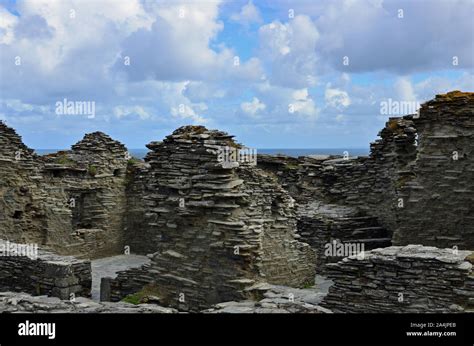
left=107, top=126, right=316, bottom=310
left=257, top=91, right=474, bottom=271
left=0, top=91, right=473, bottom=312
left=0, top=123, right=129, bottom=258
left=0, top=122, right=315, bottom=309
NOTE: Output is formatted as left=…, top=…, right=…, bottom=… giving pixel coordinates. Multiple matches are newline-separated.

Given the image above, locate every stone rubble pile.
left=0, top=292, right=177, bottom=313
left=203, top=277, right=333, bottom=313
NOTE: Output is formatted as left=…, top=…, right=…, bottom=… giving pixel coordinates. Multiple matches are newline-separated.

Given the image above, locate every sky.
left=0, top=0, right=473, bottom=149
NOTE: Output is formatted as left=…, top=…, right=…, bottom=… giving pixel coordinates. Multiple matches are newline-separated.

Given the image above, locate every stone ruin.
left=321, top=245, right=474, bottom=313
left=0, top=123, right=129, bottom=258
left=257, top=91, right=474, bottom=270
left=0, top=91, right=473, bottom=313
left=106, top=126, right=316, bottom=310
left=0, top=239, right=91, bottom=300
left=0, top=122, right=315, bottom=310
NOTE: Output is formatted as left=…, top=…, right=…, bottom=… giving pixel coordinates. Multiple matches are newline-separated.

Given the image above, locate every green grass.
left=88, top=165, right=97, bottom=176
left=285, top=163, right=300, bottom=170
left=55, top=155, right=75, bottom=166
left=121, top=284, right=162, bottom=305
left=127, top=157, right=141, bottom=165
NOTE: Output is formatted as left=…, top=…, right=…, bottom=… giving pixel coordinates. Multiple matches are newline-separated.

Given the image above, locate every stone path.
left=91, top=254, right=150, bottom=301
left=0, top=275, right=334, bottom=313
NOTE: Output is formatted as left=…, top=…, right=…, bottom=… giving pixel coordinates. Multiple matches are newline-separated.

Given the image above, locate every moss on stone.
left=464, top=253, right=474, bottom=264
left=55, top=155, right=75, bottom=166
left=285, top=163, right=300, bottom=170
left=88, top=165, right=97, bottom=177
left=121, top=284, right=162, bottom=305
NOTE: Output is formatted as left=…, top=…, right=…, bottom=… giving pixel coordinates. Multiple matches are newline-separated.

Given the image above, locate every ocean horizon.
left=34, top=148, right=370, bottom=159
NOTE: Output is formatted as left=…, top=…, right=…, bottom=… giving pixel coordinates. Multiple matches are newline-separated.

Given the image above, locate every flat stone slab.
left=91, top=255, right=150, bottom=301
left=0, top=292, right=176, bottom=313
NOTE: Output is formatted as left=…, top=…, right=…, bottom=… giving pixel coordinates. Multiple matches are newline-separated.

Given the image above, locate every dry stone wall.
left=321, top=245, right=474, bottom=313
left=393, top=92, right=474, bottom=249
left=257, top=92, right=474, bottom=269
left=0, top=121, right=129, bottom=259
left=0, top=122, right=49, bottom=245
left=297, top=202, right=391, bottom=272
left=0, top=240, right=91, bottom=300
left=108, top=126, right=316, bottom=311
left=1, top=91, right=473, bottom=311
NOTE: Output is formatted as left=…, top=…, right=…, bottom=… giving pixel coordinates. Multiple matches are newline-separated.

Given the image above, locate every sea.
left=34, top=148, right=369, bottom=159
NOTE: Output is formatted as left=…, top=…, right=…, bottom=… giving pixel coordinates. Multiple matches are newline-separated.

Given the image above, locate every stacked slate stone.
left=393, top=91, right=474, bottom=249
left=297, top=202, right=391, bottom=273
left=256, top=154, right=305, bottom=198
left=70, top=131, right=128, bottom=177
left=364, top=116, right=418, bottom=232
left=257, top=154, right=394, bottom=272
left=107, top=125, right=316, bottom=311
left=42, top=132, right=130, bottom=258
left=0, top=240, right=91, bottom=300
left=0, top=121, right=130, bottom=258
left=0, top=121, right=48, bottom=245
left=0, top=292, right=177, bottom=313
left=321, top=245, right=474, bottom=313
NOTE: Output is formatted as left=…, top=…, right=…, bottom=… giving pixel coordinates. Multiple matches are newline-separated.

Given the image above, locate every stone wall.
left=0, top=121, right=129, bottom=259
left=257, top=91, right=474, bottom=268
left=297, top=202, right=391, bottom=272
left=321, top=245, right=474, bottom=313
left=393, top=92, right=474, bottom=249
left=0, top=122, right=49, bottom=245
left=1, top=91, right=473, bottom=309
left=39, top=132, right=129, bottom=257
left=107, top=126, right=316, bottom=311
left=0, top=240, right=91, bottom=300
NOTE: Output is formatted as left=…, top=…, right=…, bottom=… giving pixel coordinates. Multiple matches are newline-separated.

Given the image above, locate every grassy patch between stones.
left=122, top=284, right=162, bottom=305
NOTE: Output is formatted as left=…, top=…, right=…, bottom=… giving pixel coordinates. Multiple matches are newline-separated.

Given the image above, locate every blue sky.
left=0, top=0, right=473, bottom=149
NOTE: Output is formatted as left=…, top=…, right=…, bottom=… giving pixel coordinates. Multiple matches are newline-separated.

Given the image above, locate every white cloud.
left=394, top=77, right=417, bottom=102
left=414, top=72, right=474, bottom=101
left=258, top=15, right=319, bottom=88
left=113, top=106, right=150, bottom=120
left=183, top=81, right=226, bottom=102
left=115, top=0, right=263, bottom=83
left=291, top=88, right=318, bottom=119
left=171, top=103, right=207, bottom=124
left=0, top=7, right=18, bottom=44
left=241, top=97, right=266, bottom=116
left=312, top=0, right=474, bottom=73
left=325, top=87, right=351, bottom=108
left=230, top=1, right=262, bottom=25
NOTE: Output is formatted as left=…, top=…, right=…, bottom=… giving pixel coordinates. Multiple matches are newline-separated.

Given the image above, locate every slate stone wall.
left=321, top=245, right=474, bottom=313
left=108, top=126, right=316, bottom=311
left=0, top=240, right=91, bottom=299
left=0, top=122, right=129, bottom=259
